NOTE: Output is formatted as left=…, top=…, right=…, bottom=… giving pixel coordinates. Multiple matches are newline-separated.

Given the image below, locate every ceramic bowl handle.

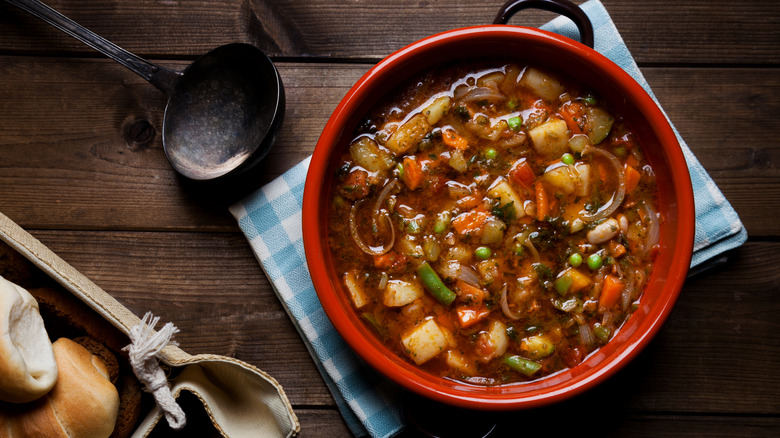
left=493, top=0, right=595, bottom=48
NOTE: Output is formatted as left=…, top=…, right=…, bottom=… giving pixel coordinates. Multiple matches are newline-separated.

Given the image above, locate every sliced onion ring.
left=500, top=284, right=523, bottom=320
left=458, top=86, right=506, bottom=103
left=349, top=201, right=395, bottom=256
left=641, top=200, right=660, bottom=257
left=373, top=179, right=399, bottom=234
left=581, top=145, right=626, bottom=222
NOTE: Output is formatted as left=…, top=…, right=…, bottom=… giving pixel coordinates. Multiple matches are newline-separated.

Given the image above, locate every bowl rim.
left=303, top=25, right=695, bottom=409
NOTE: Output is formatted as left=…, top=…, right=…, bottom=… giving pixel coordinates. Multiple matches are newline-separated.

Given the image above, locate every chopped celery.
left=554, top=274, right=573, bottom=295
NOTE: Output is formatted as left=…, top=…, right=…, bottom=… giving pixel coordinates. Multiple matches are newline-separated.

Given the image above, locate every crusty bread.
left=28, top=287, right=146, bottom=438
left=1, top=242, right=145, bottom=437
left=0, top=338, right=120, bottom=438
left=0, top=276, right=58, bottom=403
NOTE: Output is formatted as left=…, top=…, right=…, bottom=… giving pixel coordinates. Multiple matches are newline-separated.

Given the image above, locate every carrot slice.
left=509, top=159, right=535, bottom=190
left=452, top=210, right=490, bottom=235
left=456, top=306, right=491, bottom=329
left=339, top=169, right=370, bottom=200
left=455, top=280, right=488, bottom=305
left=558, top=101, right=585, bottom=135
left=608, top=241, right=627, bottom=258
left=402, top=156, right=423, bottom=190
left=442, top=128, right=469, bottom=150
left=624, top=164, right=641, bottom=193
left=599, top=274, right=624, bottom=311
left=625, top=152, right=641, bottom=169
left=535, top=181, right=549, bottom=221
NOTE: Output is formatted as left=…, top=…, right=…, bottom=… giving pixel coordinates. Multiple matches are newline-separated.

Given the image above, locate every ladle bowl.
left=6, top=0, right=284, bottom=182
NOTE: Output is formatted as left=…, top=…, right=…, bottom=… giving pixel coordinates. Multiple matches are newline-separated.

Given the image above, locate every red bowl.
left=302, top=25, right=695, bottom=410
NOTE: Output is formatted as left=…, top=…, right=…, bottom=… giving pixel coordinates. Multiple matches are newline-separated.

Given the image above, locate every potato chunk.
left=574, top=162, right=591, bottom=197
left=401, top=318, right=449, bottom=365
left=423, top=95, right=451, bottom=125
left=343, top=271, right=371, bottom=309
left=384, top=113, right=430, bottom=155
left=445, top=350, right=475, bottom=376
left=542, top=164, right=578, bottom=195
left=529, top=118, right=569, bottom=157
left=383, top=279, right=424, bottom=307
left=349, top=137, right=395, bottom=172
left=519, top=67, right=565, bottom=101
left=477, top=320, right=509, bottom=362
left=520, top=334, right=555, bottom=359
left=487, top=177, right=525, bottom=220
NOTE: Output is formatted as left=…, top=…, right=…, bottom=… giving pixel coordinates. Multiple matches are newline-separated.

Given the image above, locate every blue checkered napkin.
left=229, top=156, right=404, bottom=438
left=542, top=0, right=747, bottom=269
left=230, top=1, right=747, bottom=436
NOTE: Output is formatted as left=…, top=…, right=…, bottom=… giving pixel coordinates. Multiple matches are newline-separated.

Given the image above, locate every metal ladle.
left=6, top=0, right=284, bottom=181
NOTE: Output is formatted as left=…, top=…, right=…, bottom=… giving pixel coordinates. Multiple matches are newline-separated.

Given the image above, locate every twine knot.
left=123, top=312, right=186, bottom=430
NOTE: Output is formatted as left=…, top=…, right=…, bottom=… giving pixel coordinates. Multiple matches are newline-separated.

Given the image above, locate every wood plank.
left=643, top=67, right=780, bottom=238
left=8, top=230, right=776, bottom=414
left=0, top=58, right=777, bottom=235
left=0, top=1, right=777, bottom=65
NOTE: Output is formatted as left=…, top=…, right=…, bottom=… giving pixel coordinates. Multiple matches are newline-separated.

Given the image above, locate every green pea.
left=475, top=246, right=492, bottom=260
left=508, top=116, right=523, bottom=131
left=484, top=148, right=498, bottom=160
left=506, top=97, right=518, bottom=110
left=569, top=252, right=583, bottom=268
left=561, top=153, right=575, bottom=165
left=587, top=253, right=603, bottom=270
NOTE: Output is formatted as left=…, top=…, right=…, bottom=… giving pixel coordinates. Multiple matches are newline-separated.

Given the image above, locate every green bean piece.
left=475, top=246, right=492, bottom=260
left=507, top=116, right=523, bottom=131
left=587, top=253, right=603, bottom=270
left=502, top=355, right=542, bottom=377
left=417, top=262, right=456, bottom=306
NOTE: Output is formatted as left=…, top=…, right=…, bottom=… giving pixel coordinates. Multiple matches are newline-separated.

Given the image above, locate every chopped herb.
left=455, top=106, right=470, bottom=120
left=492, top=201, right=516, bottom=222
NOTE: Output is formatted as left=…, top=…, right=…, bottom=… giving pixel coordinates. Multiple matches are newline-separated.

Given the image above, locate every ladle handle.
left=5, top=0, right=180, bottom=94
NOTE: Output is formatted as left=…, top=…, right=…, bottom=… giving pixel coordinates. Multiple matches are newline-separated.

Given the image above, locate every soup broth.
left=327, top=61, right=659, bottom=385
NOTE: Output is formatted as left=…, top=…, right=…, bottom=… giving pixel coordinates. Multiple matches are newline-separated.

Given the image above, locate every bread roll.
left=0, top=338, right=120, bottom=438
left=0, top=276, right=58, bottom=403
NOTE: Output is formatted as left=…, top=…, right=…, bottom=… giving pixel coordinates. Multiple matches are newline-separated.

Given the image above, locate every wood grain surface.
left=0, top=0, right=778, bottom=436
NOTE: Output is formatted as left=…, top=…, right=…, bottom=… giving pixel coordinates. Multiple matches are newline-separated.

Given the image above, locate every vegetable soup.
left=326, top=61, right=659, bottom=385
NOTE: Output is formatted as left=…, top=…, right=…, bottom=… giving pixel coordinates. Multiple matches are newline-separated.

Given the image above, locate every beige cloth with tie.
left=0, top=212, right=300, bottom=438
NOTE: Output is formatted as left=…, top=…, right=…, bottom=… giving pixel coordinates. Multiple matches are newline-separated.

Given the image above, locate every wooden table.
left=1, top=1, right=778, bottom=436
